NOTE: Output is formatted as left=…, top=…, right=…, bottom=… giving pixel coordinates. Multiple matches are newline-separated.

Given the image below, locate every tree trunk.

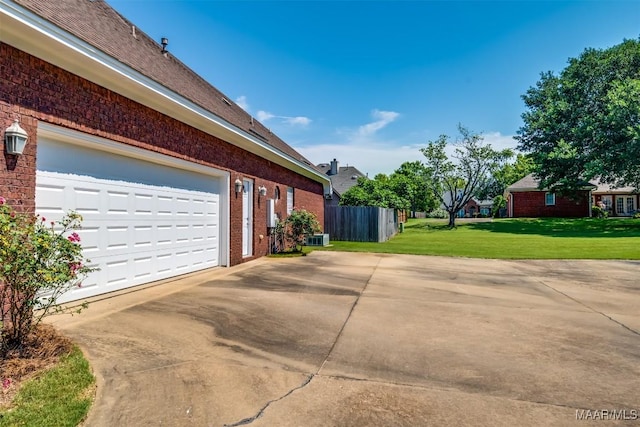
left=448, top=211, right=456, bottom=228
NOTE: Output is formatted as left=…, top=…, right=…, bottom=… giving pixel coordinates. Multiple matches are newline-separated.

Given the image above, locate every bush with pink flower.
left=0, top=196, right=97, bottom=356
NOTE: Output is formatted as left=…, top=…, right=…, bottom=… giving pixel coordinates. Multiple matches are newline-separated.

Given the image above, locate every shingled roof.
left=11, top=0, right=314, bottom=167
left=506, top=173, right=597, bottom=192
left=316, top=161, right=366, bottom=196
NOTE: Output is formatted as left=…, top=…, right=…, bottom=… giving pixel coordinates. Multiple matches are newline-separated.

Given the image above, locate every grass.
left=317, top=217, right=640, bottom=259
left=0, top=346, right=95, bottom=427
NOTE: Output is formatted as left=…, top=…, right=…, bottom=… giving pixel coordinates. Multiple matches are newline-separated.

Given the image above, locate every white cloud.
left=296, top=142, right=425, bottom=177
left=257, top=110, right=311, bottom=127
left=257, top=110, right=275, bottom=122
left=357, top=109, right=400, bottom=137
left=235, top=95, right=249, bottom=111
left=481, top=131, right=518, bottom=152
left=284, top=116, right=312, bottom=126
left=294, top=131, right=518, bottom=178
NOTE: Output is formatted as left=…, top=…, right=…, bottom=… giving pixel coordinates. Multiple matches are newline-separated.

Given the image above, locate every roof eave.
left=0, top=0, right=331, bottom=193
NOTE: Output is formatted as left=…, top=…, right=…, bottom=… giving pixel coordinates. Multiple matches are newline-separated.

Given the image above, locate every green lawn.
left=318, top=217, right=640, bottom=259
left=0, top=347, right=95, bottom=427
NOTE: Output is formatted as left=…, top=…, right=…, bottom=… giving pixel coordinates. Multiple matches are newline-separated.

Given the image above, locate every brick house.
left=1, top=0, right=331, bottom=302
left=316, top=159, right=366, bottom=207
left=505, top=174, right=595, bottom=218
left=592, top=183, right=638, bottom=217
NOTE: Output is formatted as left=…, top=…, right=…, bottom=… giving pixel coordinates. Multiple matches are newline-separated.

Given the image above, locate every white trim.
left=0, top=0, right=331, bottom=195
left=38, top=123, right=227, bottom=178
left=37, top=122, right=230, bottom=266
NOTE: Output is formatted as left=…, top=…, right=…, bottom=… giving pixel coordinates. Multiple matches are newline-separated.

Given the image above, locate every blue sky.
left=107, top=0, right=639, bottom=176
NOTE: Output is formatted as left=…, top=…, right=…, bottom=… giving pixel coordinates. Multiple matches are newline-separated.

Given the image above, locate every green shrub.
left=592, top=205, right=608, bottom=218
left=0, top=197, right=97, bottom=356
left=284, top=209, right=321, bottom=252
left=633, top=211, right=640, bottom=219
left=426, top=209, right=447, bottom=219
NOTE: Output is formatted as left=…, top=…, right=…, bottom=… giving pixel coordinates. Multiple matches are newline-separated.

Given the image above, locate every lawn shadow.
left=462, top=218, right=640, bottom=238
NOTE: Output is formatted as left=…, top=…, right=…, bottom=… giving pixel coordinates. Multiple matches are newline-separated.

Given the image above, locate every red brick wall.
left=512, top=191, right=591, bottom=218
left=1, top=42, right=324, bottom=265
left=0, top=107, right=36, bottom=213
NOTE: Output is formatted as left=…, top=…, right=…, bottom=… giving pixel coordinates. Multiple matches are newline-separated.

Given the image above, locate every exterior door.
left=242, top=179, right=253, bottom=256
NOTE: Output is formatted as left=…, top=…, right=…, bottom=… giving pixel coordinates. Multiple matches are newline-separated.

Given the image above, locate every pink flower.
left=2, top=378, right=11, bottom=389
left=0, top=197, right=5, bottom=205
left=68, top=232, right=81, bottom=242
left=41, top=217, right=46, bottom=222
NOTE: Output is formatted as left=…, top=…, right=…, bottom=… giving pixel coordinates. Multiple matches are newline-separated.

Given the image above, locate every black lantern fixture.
left=4, top=119, right=28, bottom=155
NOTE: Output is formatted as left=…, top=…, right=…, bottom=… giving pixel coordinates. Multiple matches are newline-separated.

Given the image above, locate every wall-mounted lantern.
left=258, top=185, right=267, bottom=197
left=4, top=119, right=28, bottom=155
left=234, top=178, right=243, bottom=195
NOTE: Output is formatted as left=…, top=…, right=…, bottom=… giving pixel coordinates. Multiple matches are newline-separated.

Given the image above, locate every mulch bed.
left=0, top=324, right=73, bottom=407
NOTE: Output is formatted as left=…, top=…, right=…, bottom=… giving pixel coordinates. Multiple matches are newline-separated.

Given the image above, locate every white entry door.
left=242, top=179, right=253, bottom=256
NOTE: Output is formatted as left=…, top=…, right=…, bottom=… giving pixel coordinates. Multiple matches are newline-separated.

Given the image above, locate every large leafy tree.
left=340, top=175, right=409, bottom=210
left=390, top=161, right=438, bottom=215
left=340, top=162, right=438, bottom=213
left=516, top=38, right=640, bottom=192
left=475, top=153, right=534, bottom=200
left=421, top=125, right=511, bottom=227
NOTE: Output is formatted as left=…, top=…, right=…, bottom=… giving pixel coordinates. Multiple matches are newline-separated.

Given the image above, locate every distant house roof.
left=471, top=198, right=493, bottom=208
left=316, top=162, right=366, bottom=197
left=506, top=174, right=544, bottom=192
left=7, top=0, right=327, bottom=182
left=592, top=182, right=638, bottom=194
left=506, top=173, right=597, bottom=193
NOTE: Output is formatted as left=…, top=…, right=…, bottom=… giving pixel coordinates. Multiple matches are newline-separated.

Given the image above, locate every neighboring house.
left=1, top=0, right=331, bottom=302
left=505, top=174, right=595, bottom=218
left=592, top=182, right=638, bottom=217
left=316, top=159, right=366, bottom=206
left=440, top=190, right=493, bottom=218
left=460, top=198, right=493, bottom=218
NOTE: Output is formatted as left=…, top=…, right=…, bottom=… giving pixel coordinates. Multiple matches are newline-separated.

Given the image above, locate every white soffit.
left=0, top=0, right=330, bottom=190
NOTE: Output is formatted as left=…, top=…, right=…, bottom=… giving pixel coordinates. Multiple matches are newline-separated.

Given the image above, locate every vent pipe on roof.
left=161, top=37, right=168, bottom=54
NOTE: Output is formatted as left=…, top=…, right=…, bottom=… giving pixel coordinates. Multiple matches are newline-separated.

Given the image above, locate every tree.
left=516, top=38, right=640, bottom=193
left=340, top=175, right=409, bottom=210
left=340, top=163, right=437, bottom=214
left=421, top=125, right=511, bottom=228
left=475, top=153, right=534, bottom=200
left=390, top=161, right=438, bottom=216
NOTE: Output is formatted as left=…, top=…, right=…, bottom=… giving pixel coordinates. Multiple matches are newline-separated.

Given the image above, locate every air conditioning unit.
left=305, top=234, right=330, bottom=246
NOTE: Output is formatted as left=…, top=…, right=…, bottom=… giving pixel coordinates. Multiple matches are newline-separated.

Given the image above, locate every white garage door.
left=36, top=134, right=223, bottom=303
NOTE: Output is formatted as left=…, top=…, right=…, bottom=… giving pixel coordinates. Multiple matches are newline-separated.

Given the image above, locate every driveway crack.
left=223, top=256, right=382, bottom=426
left=223, top=373, right=314, bottom=427
left=537, top=279, right=640, bottom=337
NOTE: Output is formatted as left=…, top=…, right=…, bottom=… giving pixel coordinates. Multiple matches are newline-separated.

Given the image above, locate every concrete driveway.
left=51, top=252, right=640, bottom=427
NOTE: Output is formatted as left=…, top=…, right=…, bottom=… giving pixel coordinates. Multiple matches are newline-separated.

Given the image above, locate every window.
left=545, top=192, right=555, bottom=206
left=287, top=187, right=294, bottom=215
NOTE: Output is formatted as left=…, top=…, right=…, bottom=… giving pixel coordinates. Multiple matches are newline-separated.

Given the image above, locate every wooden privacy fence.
left=324, top=206, right=398, bottom=242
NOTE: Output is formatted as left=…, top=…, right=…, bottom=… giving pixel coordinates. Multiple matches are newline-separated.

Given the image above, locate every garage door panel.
left=36, top=166, right=220, bottom=303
